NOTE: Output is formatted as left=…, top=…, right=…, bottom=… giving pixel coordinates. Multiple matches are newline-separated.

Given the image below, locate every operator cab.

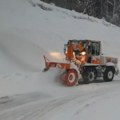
left=64, top=40, right=101, bottom=64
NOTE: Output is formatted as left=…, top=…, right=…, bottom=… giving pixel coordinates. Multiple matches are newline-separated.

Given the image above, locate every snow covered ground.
left=0, top=0, right=120, bottom=119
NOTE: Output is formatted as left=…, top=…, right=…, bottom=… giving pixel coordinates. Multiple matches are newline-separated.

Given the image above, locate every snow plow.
left=43, top=40, right=119, bottom=86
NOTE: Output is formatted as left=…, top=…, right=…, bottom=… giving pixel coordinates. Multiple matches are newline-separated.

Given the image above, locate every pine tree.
left=40, top=0, right=120, bottom=26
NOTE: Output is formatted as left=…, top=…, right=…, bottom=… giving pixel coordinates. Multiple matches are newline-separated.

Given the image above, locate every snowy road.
left=0, top=0, right=120, bottom=120
left=0, top=80, right=120, bottom=120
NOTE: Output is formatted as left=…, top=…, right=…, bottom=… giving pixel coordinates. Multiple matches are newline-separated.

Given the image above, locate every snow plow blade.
left=43, top=56, right=70, bottom=72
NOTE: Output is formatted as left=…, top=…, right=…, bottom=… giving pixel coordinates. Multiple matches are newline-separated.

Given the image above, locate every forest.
left=41, top=0, right=120, bottom=26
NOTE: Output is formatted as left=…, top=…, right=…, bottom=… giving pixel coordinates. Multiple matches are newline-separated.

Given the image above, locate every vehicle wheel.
left=64, top=69, right=78, bottom=86
left=103, top=67, right=115, bottom=82
left=82, top=67, right=97, bottom=84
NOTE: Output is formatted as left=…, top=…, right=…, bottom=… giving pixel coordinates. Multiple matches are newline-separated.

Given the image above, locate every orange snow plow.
left=43, top=55, right=70, bottom=71
left=43, top=40, right=119, bottom=86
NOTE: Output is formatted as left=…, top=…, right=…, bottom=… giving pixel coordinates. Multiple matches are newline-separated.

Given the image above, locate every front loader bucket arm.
left=43, top=55, right=70, bottom=71
left=43, top=55, right=57, bottom=71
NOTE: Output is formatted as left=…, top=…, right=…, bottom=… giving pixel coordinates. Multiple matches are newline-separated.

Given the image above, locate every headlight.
left=81, top=51, right=86, bottom=55
left=73, top=52, right=75, bottom=56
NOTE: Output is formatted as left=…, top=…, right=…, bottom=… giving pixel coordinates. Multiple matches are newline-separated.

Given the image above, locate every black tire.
left=103, top=67, right=115, bottom=82
left=82, top=67, right=97, bottom=84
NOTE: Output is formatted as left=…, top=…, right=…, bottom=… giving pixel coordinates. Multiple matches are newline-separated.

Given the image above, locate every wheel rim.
left=108, top=71, right=113, bottom=79
left=68, top=73, right=76, bottom=83
left=88, top=72, right=95, bottom=82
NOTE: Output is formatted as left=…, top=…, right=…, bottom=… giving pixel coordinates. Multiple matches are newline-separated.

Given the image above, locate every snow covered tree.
left=40, top=0, right=120, bottom=26
left=111, top=0, right=120, bottom=25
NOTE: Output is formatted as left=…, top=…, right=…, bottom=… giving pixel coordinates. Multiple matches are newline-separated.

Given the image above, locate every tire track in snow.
left=0, top=96, right=76, bottom=120
left=0, top=81, right=120, bottom=120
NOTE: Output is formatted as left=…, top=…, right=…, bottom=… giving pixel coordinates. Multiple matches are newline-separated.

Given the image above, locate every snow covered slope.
left=0, top=0, right=120, bottom=119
